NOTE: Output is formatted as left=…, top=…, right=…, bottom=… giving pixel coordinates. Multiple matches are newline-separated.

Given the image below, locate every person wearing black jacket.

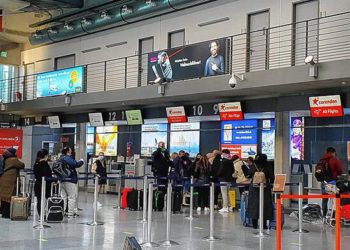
left=247, top=154, right=274, bottom=229
left=208, top=150, right=221, bottom=209
left=151, top=141, right=171, bottom=191
left=216, top=149, right=234, bottom=213
left=180, top=150, right=192, bottom=193
left=95, top=152, right=107, bottom=194
left=34, top=149, right=52, bottom=216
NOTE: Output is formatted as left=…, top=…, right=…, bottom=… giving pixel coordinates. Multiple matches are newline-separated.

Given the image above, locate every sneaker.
left=196, top=207, right=201, bottom=212
left=219, top=207, right=229, bottom=213
left=204, top=207, right=210, bottom=212
left=97, top=202, right=102, bottom=207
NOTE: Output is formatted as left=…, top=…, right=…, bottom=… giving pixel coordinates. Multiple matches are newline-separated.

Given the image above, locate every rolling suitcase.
left=172, top=190, right=182, bottom=213
left=46, top=182, right=64, bottom=223
left=127, top=189, right=143, bottom=211
left=10, top=177, right=29, bottom=221
left=228, top=189, right=236, bottom=209
left=153, top=190, right=165, bottom=211
left=240, top=191, right=252, bottom=227
left=121, top=188, right=133, bottom=209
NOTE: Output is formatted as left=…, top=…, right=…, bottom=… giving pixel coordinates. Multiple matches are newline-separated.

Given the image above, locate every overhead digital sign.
left=170, top=122, right=200, bottom=157
left=36, top=66, right=84, bottom=98
left=141, top=124, right=168, bottom=156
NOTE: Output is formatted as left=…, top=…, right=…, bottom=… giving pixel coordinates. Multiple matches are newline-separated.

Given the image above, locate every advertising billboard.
left=36, top=66, right=84, bottom=98
left=261, top=119, right=275, bottom=160
left=0, top=129, right=23, bottom=158
left=220, top=120, right=257, bottom=159
left=290, top=117, right=304, bottom=160
left=141, top=124, right=168, bottom=156
left=95, top=126, right=118, bottom=156
left=170, top=122, right=200, bottom=157
left=147, top=38, right=228, bottom=83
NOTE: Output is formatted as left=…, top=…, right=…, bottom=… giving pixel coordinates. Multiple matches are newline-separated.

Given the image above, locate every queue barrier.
left=276, top=193, right=350, bottom=250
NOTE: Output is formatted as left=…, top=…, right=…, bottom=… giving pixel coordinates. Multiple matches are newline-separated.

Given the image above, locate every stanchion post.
left=34, top=177, right=50, bottom=229
left=141, top=183, right=159, bottom=248
left=160, top=180, right=179, bottom=246
left=255, top=182, right=269, bottom=237
left=276, top=195, right=282, bottom=250
left=142, top=175, right=148, bottom=223
left=335, top=196, right=341, bottom=250
left=203, top=182, right=221, bottom=241
left=293, top=182, right=309, bottom=233
left=86, top=175, right=103, bottom=226
left=186, top=176, right=196, bottom=220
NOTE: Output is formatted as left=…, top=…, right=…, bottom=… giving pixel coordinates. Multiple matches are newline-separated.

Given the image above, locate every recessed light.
left=341, top=81, right=347, bottom=85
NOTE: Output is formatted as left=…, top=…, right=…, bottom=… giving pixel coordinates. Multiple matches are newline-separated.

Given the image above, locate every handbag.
left=252, top=165, right=266, bottom=185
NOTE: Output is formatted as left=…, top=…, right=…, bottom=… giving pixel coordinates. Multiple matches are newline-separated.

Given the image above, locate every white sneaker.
left=219, top=207, right=229, bottom=213
left=97, top=202, right=102, bottom=207
left=196, top=207, right=201, bottom=212
left=204, top=207, right=210, bottom=212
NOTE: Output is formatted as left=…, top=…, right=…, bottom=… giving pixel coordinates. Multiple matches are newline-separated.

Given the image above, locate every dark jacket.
left=34, top=160, right=52, bottom=199
left=210, top=154, right=222, bottom=179
left=151, top=148, right=171, bottom=177
left=217, top=158, right=234, bottom=182
left=181, top=156, right=193, bottom=178
left=0, top=157, right=25, bottom=202
left=61, top=155, right=84, bottom=184
left=194, top=161, right=210, bottom=183
left=247, top=162, right=274, bottom=220
left=321, top=152, right=343, bottom=180
left=95, top=159, right=107, bottom=184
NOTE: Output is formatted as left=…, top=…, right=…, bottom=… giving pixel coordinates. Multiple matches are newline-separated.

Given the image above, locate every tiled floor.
left=0, top=192, right=349, bottom=250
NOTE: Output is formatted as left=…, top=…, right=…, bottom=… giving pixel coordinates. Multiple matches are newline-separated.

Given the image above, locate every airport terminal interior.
left=0, top=0, right=350, bottom=249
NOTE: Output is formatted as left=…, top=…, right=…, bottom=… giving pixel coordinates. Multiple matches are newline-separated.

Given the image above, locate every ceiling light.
left=341, top=81, right=347, bottom=85
left=64, top=22, right=74, bottom=30
left=121, top=5, right=133, bottom=14
left=100, top=11, right=111, bottom=20
left=81, top=17, right=92, bottom=25
left=47, top=27, right=58, bottom=34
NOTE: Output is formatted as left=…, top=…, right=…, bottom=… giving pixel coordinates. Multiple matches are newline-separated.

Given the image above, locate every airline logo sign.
left=309, top=95, right=343, bottom=118
left=219, top=102, right=243, bottom=120
left=166, top=106, right=187, bottom=123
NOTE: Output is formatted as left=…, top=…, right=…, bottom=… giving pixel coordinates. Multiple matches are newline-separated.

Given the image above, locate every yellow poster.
left=95, top=126, right=118, bottom=156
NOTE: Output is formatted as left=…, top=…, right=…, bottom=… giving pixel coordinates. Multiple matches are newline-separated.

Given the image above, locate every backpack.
left=315, top=159, right=332, bottom=182
left=234, top=160, right=251, bottom=184
left=252, top=165, right=266, bottom=186
left=52, top=159, right=71, bottom=179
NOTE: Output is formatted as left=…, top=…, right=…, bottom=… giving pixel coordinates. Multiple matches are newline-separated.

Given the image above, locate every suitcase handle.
left=16, top=176, right=26, bottom=196
left=51, top=181, right=61, bottom=197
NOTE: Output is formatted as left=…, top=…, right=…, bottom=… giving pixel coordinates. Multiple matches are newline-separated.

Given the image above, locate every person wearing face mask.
left=152, top=141, right=171, bottom=192
left=216, top=149, right=234, bottom=213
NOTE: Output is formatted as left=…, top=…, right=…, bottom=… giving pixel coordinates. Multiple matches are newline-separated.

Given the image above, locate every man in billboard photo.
left=204, top=40, right=225, bottom=77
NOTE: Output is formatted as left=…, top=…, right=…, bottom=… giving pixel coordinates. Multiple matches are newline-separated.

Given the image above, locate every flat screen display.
left=36, top=66, right=84, bottom=97
left=95, top=126, right=118, bottom=156
left=170, top=122, right=199, bottom=157
left=141, top=124, right=168, bottom=156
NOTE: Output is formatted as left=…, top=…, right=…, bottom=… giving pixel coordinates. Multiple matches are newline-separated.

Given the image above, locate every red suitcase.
left=341, top=204, right=350, bottom=221
left=121, top=188, right=133, bottom=209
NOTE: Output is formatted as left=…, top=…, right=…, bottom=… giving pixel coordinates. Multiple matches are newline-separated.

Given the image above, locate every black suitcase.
left=172, top=190, right=182, bottom=213
left=127, top=189, right=139, bottom=211
left=153, top=190, right=164, bottom=211
left=46, top=182, right=64, bottom=223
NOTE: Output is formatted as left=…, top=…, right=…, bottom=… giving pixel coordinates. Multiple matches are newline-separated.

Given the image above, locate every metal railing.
left=1, top=11, right=350, bottom=104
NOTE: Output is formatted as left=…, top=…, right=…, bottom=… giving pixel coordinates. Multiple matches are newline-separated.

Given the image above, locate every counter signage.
left=273, top=174, right=287, bottom=193
left=0, top=129, right=23, bottom=158
left=219, top=102, right=243, bottom=120
left=309, top=95, right=343, bottom=118
left=166, top=106, right=187, bottom=123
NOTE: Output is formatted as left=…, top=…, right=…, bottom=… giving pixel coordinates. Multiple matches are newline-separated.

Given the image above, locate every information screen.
left=170, top=122, right=200, bottom=157
left=141, top=124, right=168, bottom=156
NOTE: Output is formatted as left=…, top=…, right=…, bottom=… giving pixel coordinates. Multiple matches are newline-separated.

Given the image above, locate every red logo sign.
left=166, top=106, right=187, bottom=123
left=0, top=129, right=23, bottom=158
left=309, top=95, right=343, bottom=118
left=219, top=102, right=243, bottom=121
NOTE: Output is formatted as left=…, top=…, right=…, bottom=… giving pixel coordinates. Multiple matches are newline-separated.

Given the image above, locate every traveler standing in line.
left=179, top=150, right=192, bottom=193
left=247, top=154, right=274, bottom=229
left=33, top=149, right=52, bottom=216
left=60, top=147, right=84, bottom=218
left=318, top=147, right=343, bottom=217
left=209, top=150, right=221, bottom=209
left=93, top=152, right=107, bottom=207
left=233, top=155, right=251, bottom=196
left=151, top=141, right=171, bottom=192
left=194, top=154, right=210, bottom=212
left=217, top=149, right=234, bottom=213
left=0, top=148, right=25, bottom=218
left=170, top=152, right=183, bottom=186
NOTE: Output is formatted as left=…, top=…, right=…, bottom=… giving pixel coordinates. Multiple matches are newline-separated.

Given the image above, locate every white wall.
left=21, top=0, right=350, bottom=73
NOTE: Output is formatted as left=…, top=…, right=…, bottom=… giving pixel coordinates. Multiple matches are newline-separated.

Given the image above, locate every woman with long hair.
left=194, top=154, right=211, bottom=212
left=33, top=149, right=52, bottom=216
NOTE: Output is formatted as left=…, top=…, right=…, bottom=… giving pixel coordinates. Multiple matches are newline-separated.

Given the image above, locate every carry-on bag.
left=10, top=177, right=29, bottom=221
left=46, top=182, right=64, bottom=223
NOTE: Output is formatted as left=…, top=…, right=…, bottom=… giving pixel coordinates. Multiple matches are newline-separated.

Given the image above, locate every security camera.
left=305, top=55, right=318, bottom=78
left=228, top=73, right=244, bottom=88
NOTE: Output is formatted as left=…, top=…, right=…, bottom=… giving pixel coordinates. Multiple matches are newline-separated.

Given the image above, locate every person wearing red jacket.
left=320, top=147, right=343, bottom=218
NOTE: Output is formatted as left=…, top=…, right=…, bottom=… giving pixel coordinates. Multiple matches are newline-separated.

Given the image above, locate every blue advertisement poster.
left=36, top=66, right=84, bottom=97
left=221, top=120, right=257, bottom=145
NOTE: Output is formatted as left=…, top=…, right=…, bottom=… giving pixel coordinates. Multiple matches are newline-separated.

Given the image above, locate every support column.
left=275, top=111, right=291, bottom=207
left=75, top=123, right=87, bottom=188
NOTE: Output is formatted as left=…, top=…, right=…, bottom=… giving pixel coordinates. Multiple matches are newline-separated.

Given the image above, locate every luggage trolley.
left=324, top=181, right=338, bottom=227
